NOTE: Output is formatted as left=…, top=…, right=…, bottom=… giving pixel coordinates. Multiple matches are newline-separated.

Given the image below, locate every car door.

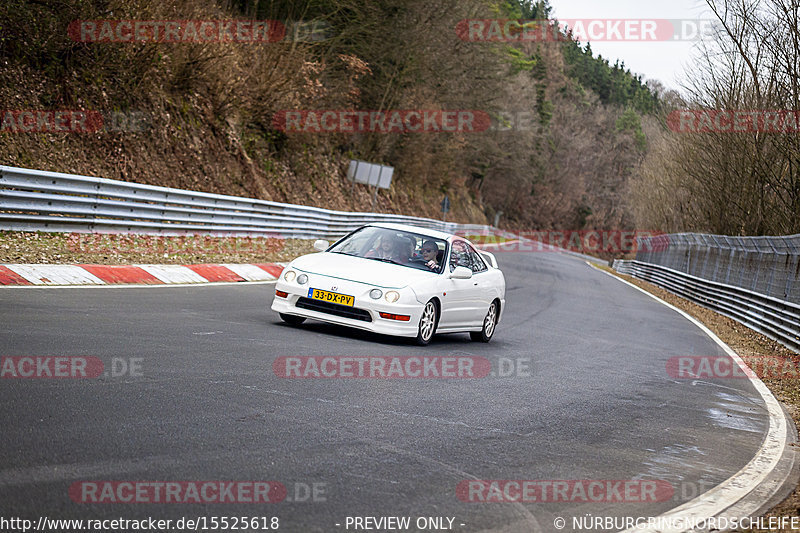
left=465, top=243, right=494, bottom=325
left=439, top=240, right=479, bottom=328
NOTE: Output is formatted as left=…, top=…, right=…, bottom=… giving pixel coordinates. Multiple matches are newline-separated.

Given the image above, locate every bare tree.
left=633, top=0, right=800, bottom=235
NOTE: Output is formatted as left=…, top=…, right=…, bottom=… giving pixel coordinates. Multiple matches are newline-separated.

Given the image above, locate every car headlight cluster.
left=283, top=270, right=309, bottom=285
left=370, top=289, right=400, bottom=302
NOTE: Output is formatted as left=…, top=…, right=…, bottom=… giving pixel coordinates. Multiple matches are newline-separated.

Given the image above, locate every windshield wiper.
left=366, top=257, right=404, bottom=266
left=330, top=251, right=357, bottom=256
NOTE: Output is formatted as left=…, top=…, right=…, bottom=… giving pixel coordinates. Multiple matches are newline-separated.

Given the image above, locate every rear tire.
left=415, top=300, right=439, bottom=346
left=470, top=301, right=498, bottom=342
left=280, top=313, right=306, bottom=325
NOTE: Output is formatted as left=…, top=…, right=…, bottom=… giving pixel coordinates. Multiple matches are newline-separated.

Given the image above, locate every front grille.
left=295, top=297, right=373, bottom=322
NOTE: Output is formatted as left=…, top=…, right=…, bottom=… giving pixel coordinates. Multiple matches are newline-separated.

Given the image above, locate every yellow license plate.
left=308, top=288, right=354, bottom=307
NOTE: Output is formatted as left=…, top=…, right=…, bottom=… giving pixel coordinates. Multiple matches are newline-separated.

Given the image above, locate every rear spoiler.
left=478, top=250, right=498, bottom=269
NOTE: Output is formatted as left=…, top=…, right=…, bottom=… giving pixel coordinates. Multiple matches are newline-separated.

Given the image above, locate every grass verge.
left=0, top=231, right=316, bottom=265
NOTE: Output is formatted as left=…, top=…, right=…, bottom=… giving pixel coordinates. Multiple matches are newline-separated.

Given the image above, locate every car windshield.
left=328, top=226, right=448, bottom=273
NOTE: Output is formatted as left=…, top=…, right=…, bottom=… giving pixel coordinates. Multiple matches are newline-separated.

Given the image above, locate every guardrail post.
left=752, top=251, right=763, bottom=292
left=725, top=248, right=735, bottom=285
left=710, top=236, right=722, bottom=282
left=764, top=238, right=779, bottom=298
left=700, top=243, right=712, bottom=279
left=737, top=238, right=749, bottom=290
left=787, top=255, right=799, bottom=301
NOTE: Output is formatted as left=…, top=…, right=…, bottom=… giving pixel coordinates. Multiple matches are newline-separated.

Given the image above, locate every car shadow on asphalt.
left=270, top=319, right=480, bottom=348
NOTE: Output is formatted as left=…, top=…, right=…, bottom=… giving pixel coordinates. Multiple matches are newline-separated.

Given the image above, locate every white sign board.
left=347, top=160, right=394, bottom=189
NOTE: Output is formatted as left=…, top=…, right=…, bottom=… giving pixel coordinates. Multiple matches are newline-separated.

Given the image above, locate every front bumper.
left=271, top=275, right=423, bottom=338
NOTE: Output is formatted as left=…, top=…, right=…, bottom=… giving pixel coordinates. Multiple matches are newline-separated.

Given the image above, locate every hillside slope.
left=0, top=0, right=659, bottom=229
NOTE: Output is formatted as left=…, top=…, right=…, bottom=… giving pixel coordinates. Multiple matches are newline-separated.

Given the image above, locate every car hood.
left=290, top=252, right=436, bottom=288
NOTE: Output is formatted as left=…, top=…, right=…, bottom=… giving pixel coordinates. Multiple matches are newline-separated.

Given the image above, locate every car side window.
left=466, top=244, right=487, bottom=273
left=449, top=240, right=473, bottom=272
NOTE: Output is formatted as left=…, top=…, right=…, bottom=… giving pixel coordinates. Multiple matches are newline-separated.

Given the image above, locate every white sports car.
left=271, top=223, right=506, bottom=345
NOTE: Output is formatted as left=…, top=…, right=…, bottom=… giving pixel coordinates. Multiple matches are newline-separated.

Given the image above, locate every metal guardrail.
left=613, top=259, right=800, bottom=352
left=15, top=164, right=797, bottom=350
left=0, top=165, right=502, bottom=239
left=636, top=232, right=800, bottom=303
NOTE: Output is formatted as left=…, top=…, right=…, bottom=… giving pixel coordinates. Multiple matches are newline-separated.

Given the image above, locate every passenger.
left=420, top=240, right=440, bottom=271
left=399, top=236, right=416, bottom=263
left=365, top=235, right=397, bottom=260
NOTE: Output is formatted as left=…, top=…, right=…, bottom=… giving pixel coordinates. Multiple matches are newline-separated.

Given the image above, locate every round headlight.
left=369, top=289, right=383, bottom=299
left=283, top=270, right=296, bottom=282
left=297, top=274, right=308, bottom=285
left=385, top=290, right=400, bottom=303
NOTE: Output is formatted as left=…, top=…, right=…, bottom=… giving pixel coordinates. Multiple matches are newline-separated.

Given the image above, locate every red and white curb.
left=0, top=263, right=287, bottom=286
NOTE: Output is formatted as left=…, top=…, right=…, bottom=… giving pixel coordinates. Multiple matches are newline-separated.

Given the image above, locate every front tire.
left=415, top=300, right=439, bottom=346
left=470, top=301, right=498, bottom=342
left=280, top=313, right=306, bottom=325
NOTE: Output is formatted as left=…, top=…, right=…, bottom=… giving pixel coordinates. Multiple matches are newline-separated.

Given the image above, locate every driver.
left=420, top=240, right=440, bottom=271
left=366, top=235, right=396, bottom=260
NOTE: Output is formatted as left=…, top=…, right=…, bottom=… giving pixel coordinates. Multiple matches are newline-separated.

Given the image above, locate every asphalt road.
left=0, top=251, right=771, bottom=532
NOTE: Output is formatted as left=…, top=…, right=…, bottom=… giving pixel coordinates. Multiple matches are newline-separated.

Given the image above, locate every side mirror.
left=449, top=266, right=473, bottom=279
left=313, top=239, right=329, bottom=252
